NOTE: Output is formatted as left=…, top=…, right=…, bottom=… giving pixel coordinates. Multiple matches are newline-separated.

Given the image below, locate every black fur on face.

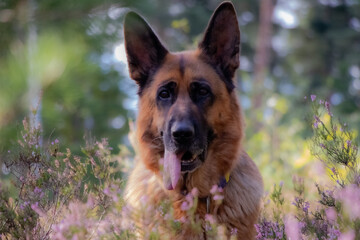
left=156, top=79, right=215, bottom=172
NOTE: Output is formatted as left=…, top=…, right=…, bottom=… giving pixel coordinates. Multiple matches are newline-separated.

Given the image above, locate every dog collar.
left=206, top=172, right=231, bottom=213
left=218, top=172, right=231, bottom=189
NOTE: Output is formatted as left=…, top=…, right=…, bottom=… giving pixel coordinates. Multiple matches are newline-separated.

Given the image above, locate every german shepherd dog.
left=124, top=2, right=263, bottom=239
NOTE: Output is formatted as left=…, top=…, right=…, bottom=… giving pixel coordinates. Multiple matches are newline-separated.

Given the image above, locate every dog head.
left=124, top=2, right=244, bottom=193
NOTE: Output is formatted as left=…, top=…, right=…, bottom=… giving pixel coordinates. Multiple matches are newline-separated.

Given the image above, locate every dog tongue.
left=163, top=150, right=182, bottom=190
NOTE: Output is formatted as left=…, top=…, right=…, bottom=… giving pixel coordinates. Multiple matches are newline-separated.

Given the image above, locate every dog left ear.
left=124, top=12, right=168, bottom=89
left=199, top=2, right=240, bottom=89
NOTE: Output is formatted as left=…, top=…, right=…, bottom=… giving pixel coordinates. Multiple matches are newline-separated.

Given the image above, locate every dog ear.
left=199, top=2, right=240, bottom=90
left=124, top=12, right=168, bottom=89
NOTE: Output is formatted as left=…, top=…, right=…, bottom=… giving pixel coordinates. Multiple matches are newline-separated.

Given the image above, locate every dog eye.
left=159, top=90, right=171, bottom=99
left=198, top=87, right=209, bottom=96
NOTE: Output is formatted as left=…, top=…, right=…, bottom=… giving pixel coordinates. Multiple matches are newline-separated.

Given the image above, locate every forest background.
left=0, top=0, right=359, bottom=239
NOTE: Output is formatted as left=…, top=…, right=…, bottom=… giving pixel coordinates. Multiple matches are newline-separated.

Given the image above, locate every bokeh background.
left=1, top=0, right=359, bottom=192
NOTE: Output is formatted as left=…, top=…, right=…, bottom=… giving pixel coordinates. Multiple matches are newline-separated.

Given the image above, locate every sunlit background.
left=0, top=0, right=359, bottom=191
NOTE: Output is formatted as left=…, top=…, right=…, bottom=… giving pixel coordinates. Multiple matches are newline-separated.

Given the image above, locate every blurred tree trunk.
left=252, top=0, right=275, bottom=130
left=27, top=0, right=42, bottom=131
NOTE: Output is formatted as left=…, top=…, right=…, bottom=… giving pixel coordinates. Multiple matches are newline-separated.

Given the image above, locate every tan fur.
left=124, top=2, right=263, bottom=239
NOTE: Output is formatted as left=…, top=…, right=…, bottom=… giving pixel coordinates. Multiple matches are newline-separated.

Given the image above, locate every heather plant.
left=256, top=95, right=359, bottom=240
left=0, top=112, right=124, bottom=239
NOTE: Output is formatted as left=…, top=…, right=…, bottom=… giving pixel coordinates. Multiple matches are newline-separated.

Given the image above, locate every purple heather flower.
left=346, top=140, right=352, bottom=148
left=230, top=227, right=238, bottom=235
left=205, top=223, right=212, bottom=232
left=292, top=197, right=299, bottom=206
left=279, top=181, right=284, bottom=187
left=311, top=95, right=316, bottom=102
left=103, top=188, right=111, bottom=195
left=302, top=201, right=310, bottom=214
left=325, top=101, right=333, bottom=116
left=313, top=115, right=321, bottom=129
left=34, top=187, right=42, bottom=194
left=180, top=201, right=190, bottom=211
left=55, top=139, right=59, bottom=144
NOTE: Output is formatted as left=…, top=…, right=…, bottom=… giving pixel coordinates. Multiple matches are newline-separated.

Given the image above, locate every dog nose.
left=171, top=121, right=194, bottom=143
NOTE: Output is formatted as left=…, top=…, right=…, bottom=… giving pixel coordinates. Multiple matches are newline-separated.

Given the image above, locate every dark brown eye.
left=198, top=87, right=209, bottom=96
left=159, top=90, right=170, bottom=99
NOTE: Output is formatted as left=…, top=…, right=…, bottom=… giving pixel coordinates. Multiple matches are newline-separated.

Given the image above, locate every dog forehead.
left=152, top=52, right=223, bottom=88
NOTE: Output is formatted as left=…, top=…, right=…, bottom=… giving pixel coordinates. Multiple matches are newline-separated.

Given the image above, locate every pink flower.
left=55, top=159, right=60, bottom=168
left=339, top=230, right=355, bottom=240
left=213, top=194, right=224, bottom=201
left=103, top=188, right=111, bottom=195
left=210, top=185, right=218, bottom=195
left=325, top=207, right=337, bottom=222
left=31, top=202, right=46, bottom=217
left=205, top=214, right=216, bottom=224
left=181, top=191, right=195, bottom=211
left=311, top=95, right=316, bottom=102
left=180, top=201, right=190, bottom=211
left=210, top=184, right=223, bottom=195
left=335, top=185, right=360, bottom=220
left=191, top=187, right=198, bottom=197
left=284, top=215, right=300, bottom=240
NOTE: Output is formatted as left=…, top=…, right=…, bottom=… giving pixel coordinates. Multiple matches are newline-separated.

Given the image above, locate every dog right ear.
left=124, top=12, right=168, bottom=89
